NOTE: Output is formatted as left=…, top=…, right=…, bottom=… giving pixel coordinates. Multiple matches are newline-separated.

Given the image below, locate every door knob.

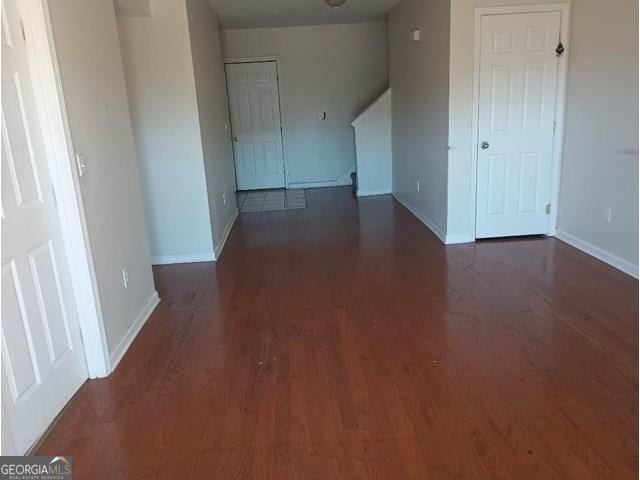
left=232, top=136, right=238, bottom=142
left=480, top=141, right=490, bottom=150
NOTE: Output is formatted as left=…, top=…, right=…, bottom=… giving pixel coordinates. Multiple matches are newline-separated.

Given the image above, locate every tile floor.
left=237, top=189, right=307, bottom=213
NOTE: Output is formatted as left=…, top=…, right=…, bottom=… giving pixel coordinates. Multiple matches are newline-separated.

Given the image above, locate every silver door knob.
left=480, top=141, right=490, bottom=150
left=232, top=136, right=238, bottom=142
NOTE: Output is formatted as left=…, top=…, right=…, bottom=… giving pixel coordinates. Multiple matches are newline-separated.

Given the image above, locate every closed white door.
left=226, top=62, right=285, bottom=190
left=476, top=11, right=561, bottom=238
left=2, top=0, right=87, bottom=454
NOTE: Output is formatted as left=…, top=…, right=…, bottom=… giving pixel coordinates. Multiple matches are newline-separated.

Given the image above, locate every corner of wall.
left=116, top=0, right=215, bottom=264
left=214, top=208, right=239, bottom=260
left=185, top=0, right=239, bottom=262
left=109, top=290, right=160, bottom=372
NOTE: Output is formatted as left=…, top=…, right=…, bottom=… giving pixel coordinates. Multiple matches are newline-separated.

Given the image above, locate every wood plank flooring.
left=37, top=187, right=638, bottom=479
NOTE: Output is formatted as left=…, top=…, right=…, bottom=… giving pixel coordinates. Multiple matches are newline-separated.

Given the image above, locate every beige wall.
left=446, top=0, right=638, bottom=272
left=557, top=0, right=638, bottom=269
left=186, top=0, right=238, bottom=256
left=117, top=0, right=214, bottom=263
left=48, top=0, right=157, bottom=354
left=222, top=23, right=389, bottom=188
left=389, top=0, right=451, bottom=237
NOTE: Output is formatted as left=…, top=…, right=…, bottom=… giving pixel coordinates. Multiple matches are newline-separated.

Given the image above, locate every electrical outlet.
left=122, top=268, right=129, bottom=289
left=417, top=180, right=420, bottom=193
left=604, top=208, right=612, bottom=223
left=223, top=192, right=227, bottom=206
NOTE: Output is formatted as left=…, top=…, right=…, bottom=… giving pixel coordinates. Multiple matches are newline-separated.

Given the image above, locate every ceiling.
left=208, top=0, right=400, bottom=30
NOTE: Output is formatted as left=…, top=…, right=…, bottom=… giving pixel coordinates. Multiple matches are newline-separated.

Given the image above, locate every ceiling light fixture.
left=325, top=0, right=347, bottom=9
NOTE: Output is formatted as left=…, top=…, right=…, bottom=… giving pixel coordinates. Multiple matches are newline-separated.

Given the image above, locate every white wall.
left=447, top=0, right=638, bottom=274
left=352, top=89, right=392, bottom=196
left=117, top=0, right=215, bottom=263
left=556, top=0, right=638, bottom=272
left=388, top=0, right=451, bottom=240
left=222, top=23, right=389, bottom=188
left=186, top=0, right=238, bottom=257
left=48, top=0, right=157, bottom=355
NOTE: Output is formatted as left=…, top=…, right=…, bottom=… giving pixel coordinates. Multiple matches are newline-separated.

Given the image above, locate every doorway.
left=474, top=6, right=568, bottom=239
left=1, top=0, right=89, bottom=455
left=225, top=61, right=286, bottom=191
left=1, top=0, right=108, bottom=454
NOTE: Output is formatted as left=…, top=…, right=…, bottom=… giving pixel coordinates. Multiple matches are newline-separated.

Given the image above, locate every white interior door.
left=226, top=62, right=285, bottom=190
left=476, top=11, right=561, bottom=238
left=2, top=0, right=88, bottom=454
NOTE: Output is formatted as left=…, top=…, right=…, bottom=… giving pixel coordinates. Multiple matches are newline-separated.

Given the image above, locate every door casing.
left=224, top=56, right=288, bottom=189
left=12, top=0, right=109, bottom=378
left=470, top=3, right=571, bottom=239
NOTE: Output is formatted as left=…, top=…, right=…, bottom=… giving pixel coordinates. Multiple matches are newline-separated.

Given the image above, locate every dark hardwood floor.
left=37, top=187, right=638, bottom=479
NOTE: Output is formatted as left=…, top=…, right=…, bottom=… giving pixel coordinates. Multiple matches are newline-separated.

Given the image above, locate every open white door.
left=226, top=62, right=286, bottom=190
left=2, top=0, right=88, bottom=454
left=475, top=11, right=561, bottom=238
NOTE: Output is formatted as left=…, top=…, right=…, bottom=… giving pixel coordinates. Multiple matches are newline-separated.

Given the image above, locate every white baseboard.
left=152, top=253, right=215, bottom=265
left=287, top=164, right=355, bottom=189
left=357, top=188, right=392, bottom=197
left=392, top=192, right=447, bottom=244
left=554, top=230, right=639, bottom=279
left=151, top=211, right=238, bottom=265
left=287, top=179, right=352, bottom=189
left=109, top=291, right=160, bottom=372
left=214, top=209, right=239, bottom=259
left=445, top=234, right=474, bottom=245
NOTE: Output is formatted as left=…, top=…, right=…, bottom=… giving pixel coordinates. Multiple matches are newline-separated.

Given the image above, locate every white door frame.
left=15, top=0, right=109, bottom=378
left=223, top=56, right=289, bottom=188
left=470, top=3, right=571, bottom=239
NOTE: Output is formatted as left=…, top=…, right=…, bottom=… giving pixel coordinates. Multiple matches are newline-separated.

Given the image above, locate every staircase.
left=351, top=88, right=392, bottom=197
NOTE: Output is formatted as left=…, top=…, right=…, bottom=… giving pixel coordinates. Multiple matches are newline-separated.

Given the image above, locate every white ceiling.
left=208, top=0, right=400, bottom=30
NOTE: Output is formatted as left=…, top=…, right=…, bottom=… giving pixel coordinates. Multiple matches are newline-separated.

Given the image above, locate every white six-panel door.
left=476, top=11, right=561, bottom=238
left=226, top=62, right=286, bottom=190
left=2, top=0, right=87, bottom=454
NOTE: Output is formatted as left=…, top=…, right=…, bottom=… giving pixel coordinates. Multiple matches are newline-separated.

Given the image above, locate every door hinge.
left=545, top=204, right=551, bottom=215
left=75, top=153, right=87, bottom=177
left=51, top=184, right=58, bottom=207
left=20, top=21, right=26, bottom=41
left=553, top=121, right=557, bottom=134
